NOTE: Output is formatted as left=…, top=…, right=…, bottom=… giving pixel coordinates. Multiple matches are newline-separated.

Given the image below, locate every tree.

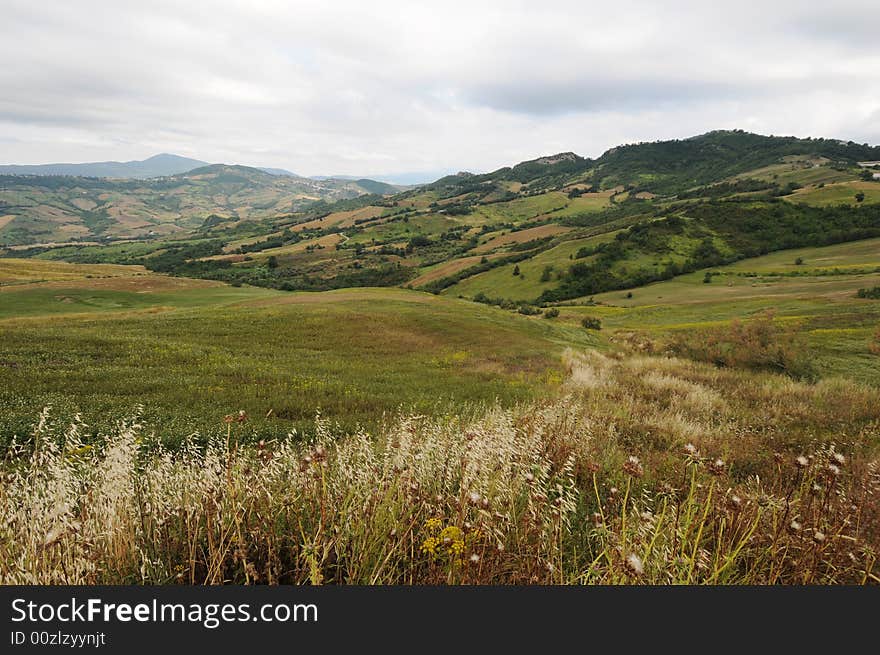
left=795, top=257, right=804, bottom=265
left=267, top=255, right=279, bottom=269
left=512, top=265, right=521, bottom=276
left=703, top=271, right=713, bottom=284
left=855, top=192, right=866, bottom=203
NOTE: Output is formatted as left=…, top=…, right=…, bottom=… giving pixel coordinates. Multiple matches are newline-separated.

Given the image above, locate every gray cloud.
left=1, top=0, right=878, bottom=176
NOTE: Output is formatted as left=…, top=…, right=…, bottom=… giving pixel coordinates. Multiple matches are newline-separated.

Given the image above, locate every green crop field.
left=0, top=268, right=596, bottom=447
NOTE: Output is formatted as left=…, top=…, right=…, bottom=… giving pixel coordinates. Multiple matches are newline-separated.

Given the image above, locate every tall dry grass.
left=1, top=351, right=878, bottom=584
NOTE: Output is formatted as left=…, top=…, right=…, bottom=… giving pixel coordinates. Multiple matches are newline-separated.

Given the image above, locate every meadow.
left=2, top=350, right=877, bottom=584
left=0, top=262, right=594, bottom=447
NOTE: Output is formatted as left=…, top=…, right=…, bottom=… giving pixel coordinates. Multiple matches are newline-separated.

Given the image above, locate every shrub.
left=856, top=286, right=880, bottom=299
left=669, top=310, right=815, bottom=379
left=544, top=308, right=560, bottom=319
left=581, top=316, right=602, bottom=330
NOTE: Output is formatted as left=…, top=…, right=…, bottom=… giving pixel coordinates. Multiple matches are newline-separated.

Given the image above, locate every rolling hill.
left=4, top=130, right=880, bottom=306
left=0, top=164, right=406, bottom=245
left=4, top=130, right=880, bottom=587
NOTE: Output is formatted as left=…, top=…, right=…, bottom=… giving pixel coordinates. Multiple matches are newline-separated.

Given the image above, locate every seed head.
left=813, top=531, right=826, bottom=544
left=236, top=410, right=248, bottom=423
left=832, top=452, right=846, bottom=467
left=708, top=458, right=726, bottom=476
left=789, top=519, right=802, bottom=532
left=684, top=443, right=698, bottom=456
left=467, top=491, right=482, bottom=506
left=795, top=455, right=809, bottom=468
left=827, top=464, right=840, bottom=477
left=624, top=553, right=644, bottom=577
left=623, top=455, right=644, bottom=478
left=469, top=553, right=481, bottom=564
left=524, top=472, right=535, bottom=483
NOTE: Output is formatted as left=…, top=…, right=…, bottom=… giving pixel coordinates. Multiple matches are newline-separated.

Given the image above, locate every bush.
left=581, top=316, right=602, bottom=330
left=544, top=308, right=560, bottom=319
left=856, top=286, right=880, bottom=299
left=669, top=310, right=815, bottom=379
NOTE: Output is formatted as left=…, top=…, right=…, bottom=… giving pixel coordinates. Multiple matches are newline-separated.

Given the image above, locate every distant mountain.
left=312, top=172, right=451, bottom=186
left=0, top=163, right=406, bottom=245
left=0, top=153, right=209, bottom=179
left=258, top=167, right=300, bottom=177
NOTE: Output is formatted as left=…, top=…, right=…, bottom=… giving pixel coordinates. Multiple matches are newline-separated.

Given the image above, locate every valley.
left=2, top=129, right=880, bottom=585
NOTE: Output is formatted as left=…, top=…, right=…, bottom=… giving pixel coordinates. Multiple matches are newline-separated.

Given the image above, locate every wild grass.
left=2, top=351, right=877, bottom=585
left=0, top=288, right=588, bottom=446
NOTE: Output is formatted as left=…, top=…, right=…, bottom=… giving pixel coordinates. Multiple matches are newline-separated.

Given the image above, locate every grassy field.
left=4, top=349, right=878, bottom=584
left=0, top=267, right=595, bottom=446
left=576, top=239, right=880, bottom=385
left=443, top=231, right=619, bottom=301
left=787, top=180, right=880, bottom=206
left=0, top=258, right=149, bottom=285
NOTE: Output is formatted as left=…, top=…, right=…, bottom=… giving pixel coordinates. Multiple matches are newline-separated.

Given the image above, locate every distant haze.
left=2, top=0, right=878, bottom=176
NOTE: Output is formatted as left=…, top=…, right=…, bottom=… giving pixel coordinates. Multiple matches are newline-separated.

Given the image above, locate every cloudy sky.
left=2, top=0, right=879, bottom=181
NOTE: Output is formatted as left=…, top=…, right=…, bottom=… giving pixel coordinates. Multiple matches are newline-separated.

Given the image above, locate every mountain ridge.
left=0, top=153, right=209, bottom=179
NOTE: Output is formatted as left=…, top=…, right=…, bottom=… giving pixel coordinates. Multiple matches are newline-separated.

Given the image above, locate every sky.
left=2, top=0, right=879, bottom=182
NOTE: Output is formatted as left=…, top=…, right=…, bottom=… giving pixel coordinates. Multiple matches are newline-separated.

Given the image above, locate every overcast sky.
left=2, top=0, right=879, bottom=180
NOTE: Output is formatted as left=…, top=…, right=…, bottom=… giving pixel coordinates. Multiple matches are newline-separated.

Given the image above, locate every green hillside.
left=4, top=129, right=880, bottom=312
left=0, top=165, right=403, bottom=246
